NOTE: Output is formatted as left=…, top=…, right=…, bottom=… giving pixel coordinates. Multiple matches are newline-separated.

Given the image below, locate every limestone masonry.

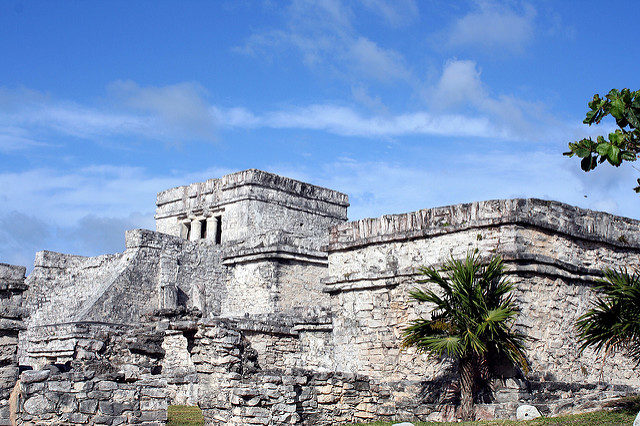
left=2, top=169, right=639, bottom=424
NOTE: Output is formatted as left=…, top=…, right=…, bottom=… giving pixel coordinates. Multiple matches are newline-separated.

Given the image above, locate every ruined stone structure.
left=2, top=169, right=640, bottom=424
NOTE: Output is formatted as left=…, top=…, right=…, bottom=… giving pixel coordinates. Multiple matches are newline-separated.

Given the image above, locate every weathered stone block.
left=23, top=395, right=54, bottom=415
left=21, top=370, right=50, bottom=384
left=79, top=399, right=98, bottom=414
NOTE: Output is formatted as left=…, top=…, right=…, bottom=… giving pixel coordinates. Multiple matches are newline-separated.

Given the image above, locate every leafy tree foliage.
left=576, top=268, right=640, bottom=363
left=402, top=252, right=528, bottom=421
left=564, top=88, right=640, bottom=192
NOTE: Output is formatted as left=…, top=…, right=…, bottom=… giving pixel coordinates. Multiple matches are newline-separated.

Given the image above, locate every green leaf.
left=581, top=155, right=596, bottom=171
left=596, top=143, right=611, bottom=156
left=611, top=98, right=625, bottom=119
left=609, top=145, right=621, bottom=166
left=573, top=147, right=591, bottom=158
left=609, top=132, right=621, bottom=145
left=627, top=110, right=640, bottom=129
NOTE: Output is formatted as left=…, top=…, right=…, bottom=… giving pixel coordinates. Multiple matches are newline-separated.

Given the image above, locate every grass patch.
left=344, top=395, right=640, bottom=426
left=167, top=405, right=204, bottom=426
left=165, top=396, right=640, bottom=426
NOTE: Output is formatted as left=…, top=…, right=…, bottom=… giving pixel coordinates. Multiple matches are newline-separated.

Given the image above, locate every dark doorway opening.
left=215, top=216, right=222, bottom=244
left=200, top=219, right=207, bottom=239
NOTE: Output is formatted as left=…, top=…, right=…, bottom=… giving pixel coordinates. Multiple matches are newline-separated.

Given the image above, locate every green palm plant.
left=576, top=268, right=640, bottom=363
left=402, top=251, right=529, bottom=421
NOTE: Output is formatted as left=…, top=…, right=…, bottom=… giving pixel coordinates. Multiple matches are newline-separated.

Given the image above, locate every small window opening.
left=185, top=222, right=191, bottom=240
left=200, top=219, right=207, bottom=239
left=215, top=216, right=222, bottom=244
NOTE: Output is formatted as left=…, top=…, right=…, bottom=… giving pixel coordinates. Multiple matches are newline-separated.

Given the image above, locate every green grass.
left=166, top=396, right=640, bottom=426
left=344, top=395, right=640, bottom=426
left=167, top=405, right=204, bottom=426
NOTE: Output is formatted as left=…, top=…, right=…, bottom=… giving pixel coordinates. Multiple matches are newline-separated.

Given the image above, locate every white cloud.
left=441, top=1, right=536, bottom=53
left=0, top=165, right=234, bottom=269
left=0, top=165, right=233, bottom=225
left=238, top=0, right=415, bottom=85
left=432, top=59, right=486, bottom=109
left=0, top=82, right=217, bottom=151
left=350, top=85, right=387, bottom=113
left=31, top=104, right=152, bottom=139
left=0, top=127, right=49, bottom=152
left=1, top=70, right=569, bottom=152
left=348, top=37, right=412, bottom=82
left=108, top=80, right=217, bottom=140
left=429, top=59, right=562, bottom=141
left=212, top=103, right=501, bottom=139
left=275, top=153, right=640, bottom=222
left=360, top=0, right=419, bottom=27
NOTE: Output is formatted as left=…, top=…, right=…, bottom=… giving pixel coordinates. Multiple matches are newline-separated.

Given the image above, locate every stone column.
left=206, top=217, right=218, bottom=243
left=160, top=284, right=178, bottom=310
left=180, top=222, right=189, bottom=239
left=190, top=219, right=201, bottom=241
left=158, top=254, right=179, bottom=311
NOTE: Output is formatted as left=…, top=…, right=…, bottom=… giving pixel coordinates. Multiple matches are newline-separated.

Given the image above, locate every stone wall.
left=14, top=319, right=170, bottom=425
left=16, top=368, right=168, bottom=425
left=176, top=317, right=636, bottom=425
left=325, top=198, right=640, bottom=387
left=155, top=169, right=349, bottom=243
left=22, top=229, right=225, bottom=330
left=0, top=263, right=27, bottom=424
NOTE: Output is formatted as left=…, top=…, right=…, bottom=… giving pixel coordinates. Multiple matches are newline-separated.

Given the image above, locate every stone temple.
left=1, top=168, right=639, bottom=424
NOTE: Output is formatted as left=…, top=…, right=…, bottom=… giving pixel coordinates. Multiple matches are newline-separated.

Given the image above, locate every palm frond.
left=405, top=251, right=529, bottom=379
left=576, top=267, right=640, bottom=363
left=416, top=335, right=463, bottom=358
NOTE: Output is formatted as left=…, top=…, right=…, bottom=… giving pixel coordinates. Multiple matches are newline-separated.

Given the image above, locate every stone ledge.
left=157, top=169, right=349, bottom=207
left=33, top=250, right=122, bottom=270
left=155, top=192, right=348, bottom=221
left=125, top=228, right=185, bottom=250
left=0, top=318, right=25, bottom=330
left=0, top=280, right=28, bottom=291
left=222, top=244, right=328, bottom=266
left=0, top=263, right=26, bottom=281
left=328, top=198, right=640, bottom=251
left=323, top=256, right=605, bottom=293
left=202, top=311, right=333, bottom=337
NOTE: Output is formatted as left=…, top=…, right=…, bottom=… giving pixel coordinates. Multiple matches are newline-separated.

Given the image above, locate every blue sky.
left=2, top=0, right=640, bottom=268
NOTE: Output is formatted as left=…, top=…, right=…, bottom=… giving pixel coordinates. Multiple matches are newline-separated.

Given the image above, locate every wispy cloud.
left=273, top=154, right=640, bottom=222
left=1, top=72, right=572, bottom=150
left=0, top=82, right=217, bottom=151
left=107, top=80, right=217, bottom=141
left=0, top=165, right=234, bottom=269
left=438, top=1, right=536, bottom=54
left=0, top=165, right=232, bottom=224
left=360, top=0, right=419, bottom=27
left=212, top=104, right=501, bottom=139
left=237, top=0, right=416, bottom=85
left=0, top=127, right=50, bottom=152
left=428, top=59, right=561, bottom=140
